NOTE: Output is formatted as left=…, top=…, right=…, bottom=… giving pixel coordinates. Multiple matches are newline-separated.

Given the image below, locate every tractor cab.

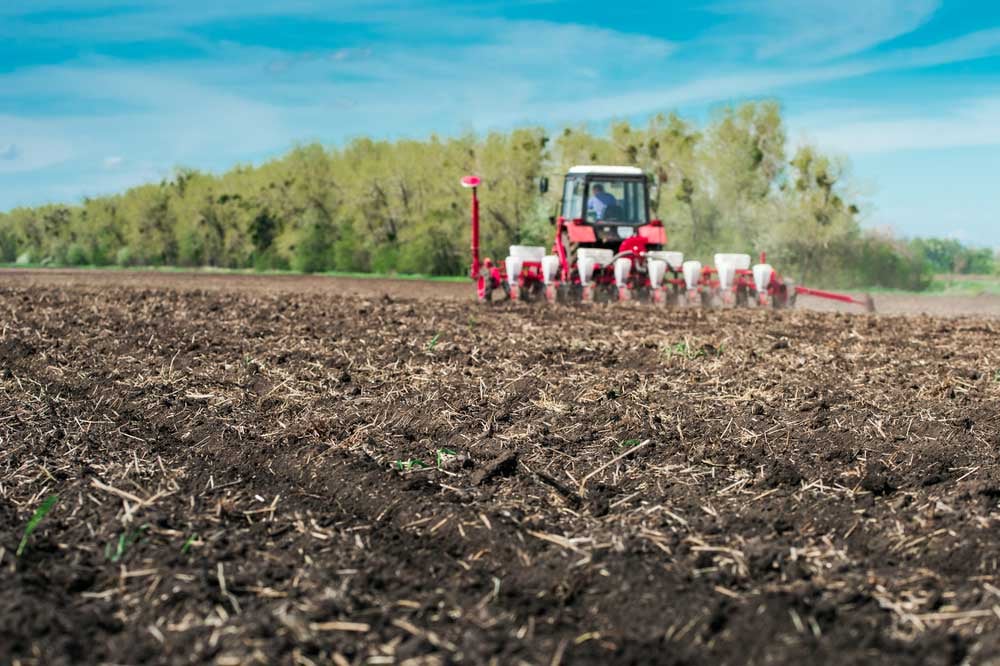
left=558, top=166, right=665, bottom=252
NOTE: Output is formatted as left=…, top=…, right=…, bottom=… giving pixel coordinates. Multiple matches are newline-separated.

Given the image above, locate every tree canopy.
left=1, top=101, right=987, bottom=289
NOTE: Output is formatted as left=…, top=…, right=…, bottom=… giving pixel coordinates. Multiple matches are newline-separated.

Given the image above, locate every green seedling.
left=427, top=333, right=441, bottom=350
left=436, top=448, right=457, bottom=468
left=394, top=458, right=429, bottom=472
left=16, top=494, right=59, bottom=557
left=993, top=370, right=1000, bottom=383
left=665, top=342, right=701, bottom=359
left=106, top=524, right=149, bottom=563
left=181, top=534, right=199, bottom=554
left=617, top=439, right=642, bottom=450
left=665, top=341, right=722, bottom=360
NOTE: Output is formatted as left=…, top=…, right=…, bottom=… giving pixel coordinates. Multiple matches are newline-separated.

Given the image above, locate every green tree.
left=118, top=183, right=177, bottom=265
left=0, top=212, right=17, bottom=262
left=764, top=145, right=860, bottom=284
left=291, top=208, right=334, bottom=273
left=0, top=102, right=969, bottom=289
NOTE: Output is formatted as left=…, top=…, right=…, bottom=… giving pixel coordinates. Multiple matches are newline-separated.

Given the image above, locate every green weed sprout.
left=394, top=458, right=429, bottom=472
left=106, top=524, right=149, bottom=562
left=436, top=448, right=457, bottom=468
left=16, top=494, right=59, bottom=557
left=181, top=534, right=199, bottom=554
left=427, top=333, right=441, bottom=350
left=666, top=342, right=703, bottom=359
left=665, top=341, right=723, bottom=360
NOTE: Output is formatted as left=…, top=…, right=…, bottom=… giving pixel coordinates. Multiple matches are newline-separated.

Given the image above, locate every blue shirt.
left=588, top=191, right=617, bottom=219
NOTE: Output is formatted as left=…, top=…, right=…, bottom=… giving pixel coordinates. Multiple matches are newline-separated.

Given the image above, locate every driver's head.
left=593, top=184, right=604, bottom=194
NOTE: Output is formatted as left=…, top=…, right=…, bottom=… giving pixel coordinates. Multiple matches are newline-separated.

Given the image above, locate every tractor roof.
left=567, top=165, right=644, bottom=176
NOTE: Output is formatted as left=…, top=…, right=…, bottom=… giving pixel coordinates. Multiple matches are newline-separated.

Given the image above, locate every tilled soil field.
left=3, top=274, right=1000, bottom=665
left=5, top=268, right=1000, bottom=317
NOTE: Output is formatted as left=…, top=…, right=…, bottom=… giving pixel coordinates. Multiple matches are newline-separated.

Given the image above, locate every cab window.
left=561, top=177, right=584, bottom=219
left=585, top=179, right=648, bottom=224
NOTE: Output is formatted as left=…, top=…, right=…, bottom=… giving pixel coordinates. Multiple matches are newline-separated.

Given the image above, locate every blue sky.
left=2, top=1, right=999, bottom=245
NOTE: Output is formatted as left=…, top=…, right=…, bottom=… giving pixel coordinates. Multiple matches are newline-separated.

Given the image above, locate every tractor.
left=463, top=167, right=873, bottom=311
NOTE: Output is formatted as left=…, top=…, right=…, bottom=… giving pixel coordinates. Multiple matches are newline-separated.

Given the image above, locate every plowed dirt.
left=3, top=271, right=1000, bottom=665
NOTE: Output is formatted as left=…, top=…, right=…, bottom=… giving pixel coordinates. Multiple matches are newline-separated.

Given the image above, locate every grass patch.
left=838, top=274, right=1000, bottom=296
left=0, top=262, right=469, bottom=282
left=16, top=494, right=59, bottom=558
left=926, top=275, right=1000, bottom=296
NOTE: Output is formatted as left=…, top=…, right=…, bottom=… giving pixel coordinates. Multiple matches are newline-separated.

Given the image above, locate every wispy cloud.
left=875, top=26, right=1000, bottom=69
left=0, top=17, right=681, bottom=170
left=712, top=0, right=941, bottom=61
left=797, top=97, right=1000, bottom=155
left=0, top=116, right=74, bottom=174
left=1, top=0, right=999, bottom=244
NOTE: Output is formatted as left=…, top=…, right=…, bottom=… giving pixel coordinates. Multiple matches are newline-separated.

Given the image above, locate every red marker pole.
left=470, top=186, right=480, bottom=278
left=462, top=175, right=482, bottom=280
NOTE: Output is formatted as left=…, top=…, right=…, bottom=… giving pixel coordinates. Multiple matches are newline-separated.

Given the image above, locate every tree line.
left=0, top=101, right=992, bottom=289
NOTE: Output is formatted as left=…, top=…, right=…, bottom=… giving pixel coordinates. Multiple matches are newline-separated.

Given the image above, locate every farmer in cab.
left=587, top=183, right=617, bottom=220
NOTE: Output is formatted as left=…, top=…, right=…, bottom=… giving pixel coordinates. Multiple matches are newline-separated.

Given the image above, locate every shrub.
left=115, top=246, right=133, bottom=267
left=854, top=233, right=933, bottom=291
left=291, top=219, right=333, bottom=273
left=65, top=243, right=90, bottom=266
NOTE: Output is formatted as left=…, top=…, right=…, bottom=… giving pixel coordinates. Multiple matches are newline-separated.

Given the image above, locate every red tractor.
left=463, top=167, right=873, bottom=311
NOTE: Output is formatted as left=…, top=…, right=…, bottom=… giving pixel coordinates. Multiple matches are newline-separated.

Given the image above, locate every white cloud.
left=875, top=26, right=1000, bottom=69
left=0, top=117, right=74, bottom=174
left=1, top=0, right=999, bottom=240
left=0, top=62, right=290, bottom=166
left=712, top=0, right=940, bottom=61
left=796, top=97, right=1000, bottom=155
